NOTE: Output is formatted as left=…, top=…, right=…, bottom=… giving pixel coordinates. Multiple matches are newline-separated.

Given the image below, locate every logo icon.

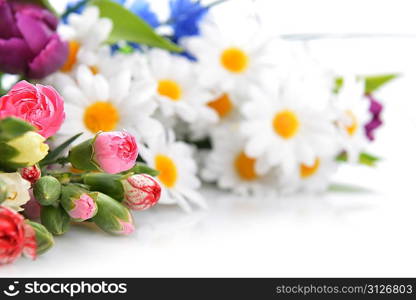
left=3, top=281, right=20, bottom=297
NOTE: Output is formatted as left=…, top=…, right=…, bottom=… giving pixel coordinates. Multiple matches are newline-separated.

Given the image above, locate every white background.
left=2, top=0, right=416, bottom=277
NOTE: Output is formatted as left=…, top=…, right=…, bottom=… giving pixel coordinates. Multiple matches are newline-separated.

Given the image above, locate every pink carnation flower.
left=0, top=81, right=65, bottom=138
left=93, top=131, right=139, bottom=174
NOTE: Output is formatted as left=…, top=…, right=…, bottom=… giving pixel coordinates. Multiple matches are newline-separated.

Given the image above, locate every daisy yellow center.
left=300, top=158, right=321, bottom=178
left=207, top=93, right=233, bottom=118
left=61, top=40, right=80, bottom=72
left=155, top=154, right=178, bottom=188
left=234, top=151, right=258, bottom=181
left=220, top=47, right=249, bottom=73
left=157, top=79, right=182, bottom=101
left=272, top=110, right=300, bottom=139
left=83, top=102, right=120, bottom=133
left=345, top=110, right=358, bottom=136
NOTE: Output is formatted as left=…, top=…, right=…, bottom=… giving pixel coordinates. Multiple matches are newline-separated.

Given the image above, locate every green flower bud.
left=33, top=176, right=62, bottom=206
left=25, top=220, right=54, bottom=255
left=40, top=205, right=70, bottom=236
left=60, top=185, right=98, bottom=222
left=92, top=192, right=134, bottom=235
left=83, top=173, right=124, bottom=201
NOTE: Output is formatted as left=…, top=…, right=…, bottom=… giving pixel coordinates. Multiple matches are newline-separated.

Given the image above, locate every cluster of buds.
left=27, top=131, right=162, bottom=238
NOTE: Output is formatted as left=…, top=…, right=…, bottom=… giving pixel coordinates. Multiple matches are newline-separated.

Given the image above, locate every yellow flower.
left=7, top=131, right=49, bottom=166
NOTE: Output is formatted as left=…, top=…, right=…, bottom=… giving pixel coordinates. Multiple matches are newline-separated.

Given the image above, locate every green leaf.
left=90, top=0, right=182, bottom=52
left=126, top=163, right=160, bottom=177
left=336, top=152, right=381, bottom=167
left=40, top=133, right=83, bottom=166
left=363, top=74, right=398, bottom=94
left=333, top=77, right=344, bottom=94
left=334, top=74, right=398, bottom=94
left=328, top=183, right=372, bottom=193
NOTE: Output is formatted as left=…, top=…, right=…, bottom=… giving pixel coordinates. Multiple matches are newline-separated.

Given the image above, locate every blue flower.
left=129, top=0, right=160, bottom=28
left=169, top=0, right=208, bottom=41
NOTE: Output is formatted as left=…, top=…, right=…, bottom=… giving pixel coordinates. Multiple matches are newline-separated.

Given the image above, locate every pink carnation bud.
left=0, top=81, right=65, bottom=138
left=93, top=131, right=139, bottom=174
left=116, top=214, right=135, bottom=235
left=20, top=165, right=41, bottom=184
left=122, top=174, right=161, bottom=211
left=68, top=193, right=97, bottom=221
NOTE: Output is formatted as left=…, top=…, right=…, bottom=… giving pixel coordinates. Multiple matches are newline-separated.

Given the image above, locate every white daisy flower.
left=202, top=125, right=278, bottom=196
left=240, top=79, right=339, bottom=175
left=59, top=6, right=112, bottom=73
left=187, top=88, right=244, bottom=140
left=146, top=49, right=212, bottom=123
left=55, top=65, right=161, bottom=144
left=333, top=76, right=371, bottom=162
left=277, top=155, right=339, bottom=194
left=139, top=131, right=206, bottom=212
left=182, top=16, right=278, bottom=95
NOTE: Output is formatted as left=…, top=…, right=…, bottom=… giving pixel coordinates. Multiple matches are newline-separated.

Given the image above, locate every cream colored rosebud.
left=7, top=131, right=49, bottom=166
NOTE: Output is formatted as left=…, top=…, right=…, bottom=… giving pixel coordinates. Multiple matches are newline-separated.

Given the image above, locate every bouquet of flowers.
left=0, top=0, right=394, bottom=265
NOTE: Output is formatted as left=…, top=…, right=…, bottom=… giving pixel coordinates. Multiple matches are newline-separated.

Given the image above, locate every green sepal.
left=25, top=220, right=55, bottom=255
left=68, top=138, right=100, bottom=172
left=0, top=143, right=29, bottom=172
left=0, top=117, right=35, bottom=143
left=83, top=173, right=125, bottom=201
left=92, top=192, right=133, bottom=235
left=33, top=176, right=62, bottom=206
left=40, top=205, right=70, bottom=236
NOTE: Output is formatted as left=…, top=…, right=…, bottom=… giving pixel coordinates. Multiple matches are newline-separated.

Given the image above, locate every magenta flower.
left=0, top=81, right=66, bottom=139
left=365, top=94, right=383, bottom=141
left=0, top=0, right=68, bottom=79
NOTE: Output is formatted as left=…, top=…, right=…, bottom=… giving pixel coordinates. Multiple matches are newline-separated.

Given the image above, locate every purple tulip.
left=0, top=0, right=68, bottom=79
left=365, top=94, right=383, bottom=141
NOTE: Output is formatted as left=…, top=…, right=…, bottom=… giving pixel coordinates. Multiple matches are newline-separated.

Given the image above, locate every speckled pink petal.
left=28, top=34, right=68, bottom=79
left=0, top=37, right=32, bottom=74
